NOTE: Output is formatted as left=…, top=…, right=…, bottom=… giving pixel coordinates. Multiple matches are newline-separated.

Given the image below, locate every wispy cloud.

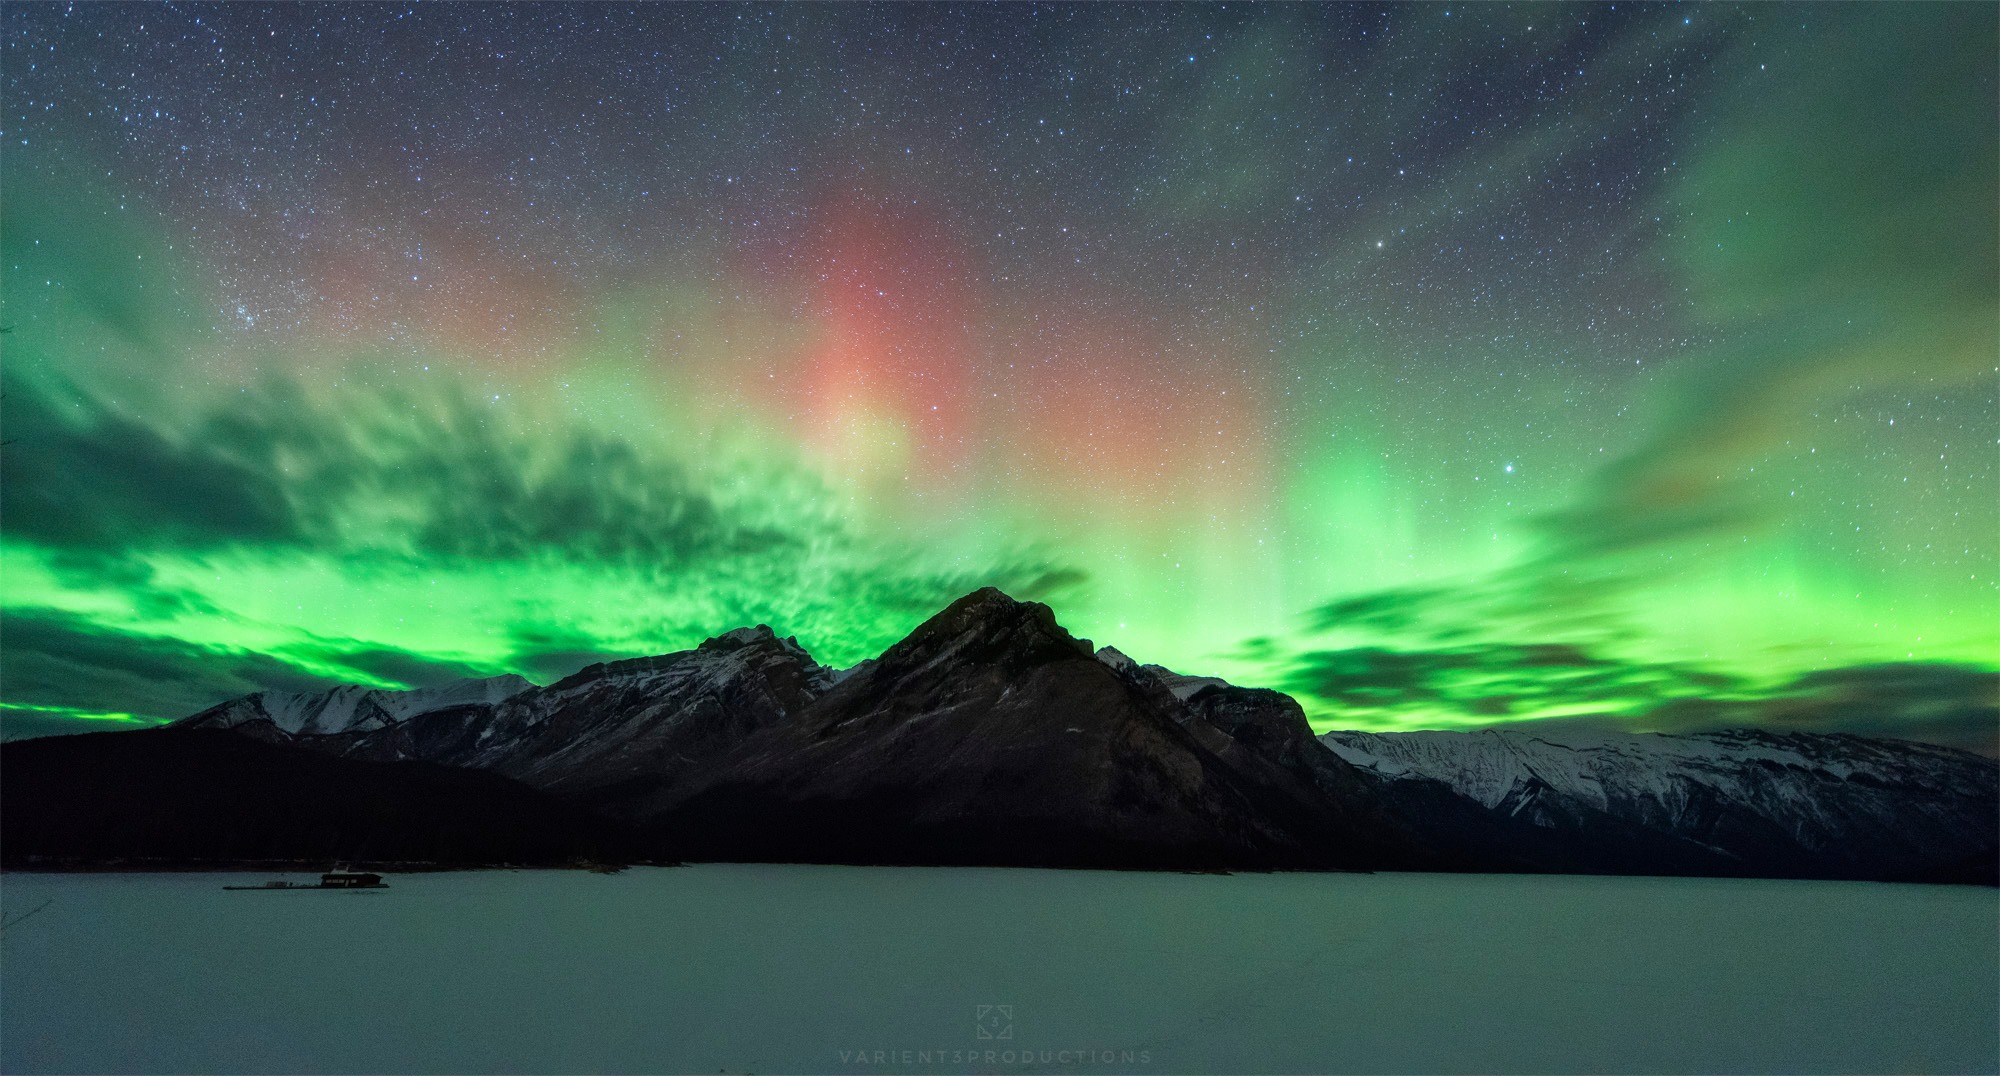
left=1527, top=7, right=1994, bottom=574
left=1283, top=631, right=1997, bottom=756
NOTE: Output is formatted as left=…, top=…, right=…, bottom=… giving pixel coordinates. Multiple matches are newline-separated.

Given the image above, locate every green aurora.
left=1, top=4, right=1994, bottom=750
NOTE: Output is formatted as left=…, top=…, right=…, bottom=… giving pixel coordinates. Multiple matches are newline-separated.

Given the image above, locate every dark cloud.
left=0, top=354, right=876, bottom=589
left=1733, top=664, right=1995, bottom=756
left=0, top=370, right=303, bottom=552
left=193, top=379, right=797, bottom=568
left=1496, top=665, right=2000, bottom=758
left=0, top=707, right=160, bottom=743
left=0, top=609, right=541, bottom=734
left=408, top=427, right=756, bottom=565
left=0, top=297, right=808, bottom=573
left=812, top=559, right=1093, bottom=620
left=297, top=647, right=500, bottom=691
left=1288, top=647, right=1470, bottom=709
left=26, top=551, right=227, bottom=623
left=1513, top=644, right=1601, bottom=669
left=1010, top=567, right=1091, bottom=604
left=1286, top=641, right=1746, bottom=722
left=0, top=607, right=341, bottom=723
left=510, top=648, right=640, bottom=684
left=1290, top=635, right=1997, bottom=756
left=1309, top=587, right=1452, bottom=635
left=503, top=625, right=652, bottom=684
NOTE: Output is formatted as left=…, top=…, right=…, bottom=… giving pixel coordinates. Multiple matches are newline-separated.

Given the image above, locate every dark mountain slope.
left=0, top=728, right=642, bottom=868
left=640, top=589, right=1415, bottom=870
left=311, top=628, right=832, bottom=808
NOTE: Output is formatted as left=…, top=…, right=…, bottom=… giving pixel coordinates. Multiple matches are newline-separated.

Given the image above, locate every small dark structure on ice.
left=223, top=867, right=387, bottom=891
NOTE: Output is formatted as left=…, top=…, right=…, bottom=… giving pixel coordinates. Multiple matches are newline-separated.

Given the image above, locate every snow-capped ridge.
left=1145, top=666, right=1231, bottom=700
left=1319, top=725, right=1998, bottom=860
left=1321, top=725, right=1993, bottom=811
left=177, top=673, right=534, bottom=736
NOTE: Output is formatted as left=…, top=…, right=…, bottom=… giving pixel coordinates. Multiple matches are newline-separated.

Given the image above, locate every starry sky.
left=2, top=3, right=1994, bottom=751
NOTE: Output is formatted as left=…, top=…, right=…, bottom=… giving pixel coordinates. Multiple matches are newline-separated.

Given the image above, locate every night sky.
left=2, top=3, right=1994, bottom=751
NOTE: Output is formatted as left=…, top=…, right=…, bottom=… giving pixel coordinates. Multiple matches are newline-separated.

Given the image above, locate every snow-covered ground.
left=3, top=866, right=1994, bottom=1074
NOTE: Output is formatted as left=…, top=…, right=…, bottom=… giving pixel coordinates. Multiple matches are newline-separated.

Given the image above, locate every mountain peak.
left=1095, top=645, right=1137, bottom=672
left=952, top=586, right=1027, bottom=614
left=937, top=587, right=1084, bottom=643
left=701, top=625, right=778, bottom=651
left=943, top=586, right=1053, bottom=624
left=469, top=673, right=536, bottom=695
left=877, top=587, right=1092, bottom=671
left=698, top=625, right=820, bottom=669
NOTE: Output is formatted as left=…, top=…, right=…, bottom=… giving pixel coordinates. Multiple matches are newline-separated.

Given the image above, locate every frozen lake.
left=2, top=866, right=1994, bottom=1074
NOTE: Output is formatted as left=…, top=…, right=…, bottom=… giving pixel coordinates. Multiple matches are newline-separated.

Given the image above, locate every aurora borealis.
left=1, top=3, right=1993, bottom=750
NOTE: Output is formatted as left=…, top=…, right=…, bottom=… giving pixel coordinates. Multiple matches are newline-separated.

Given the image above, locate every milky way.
left=2, top=3, right=1993, bottom=750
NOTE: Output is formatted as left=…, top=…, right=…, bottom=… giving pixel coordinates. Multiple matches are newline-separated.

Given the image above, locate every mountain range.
left=5, top=588, right=1994, bottom=883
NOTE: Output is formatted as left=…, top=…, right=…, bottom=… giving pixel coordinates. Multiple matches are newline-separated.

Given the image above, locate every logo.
left=974, top=1004, right=1013, bottom=1040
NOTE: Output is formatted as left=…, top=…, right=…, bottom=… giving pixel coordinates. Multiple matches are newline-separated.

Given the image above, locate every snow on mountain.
left=1093, top=647, right=1232, bottom=701
left=1147, top=669, right=1231, bottom=701
left=336, top=624, right=837, bottom=797
left=1093, top=646, right=1137, bottom=673
left=1321, top=726, right=1993, bottom=811
left=1320, top=725, right=1998, bottom=874
left=176, top=674, right=534, bottom=736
